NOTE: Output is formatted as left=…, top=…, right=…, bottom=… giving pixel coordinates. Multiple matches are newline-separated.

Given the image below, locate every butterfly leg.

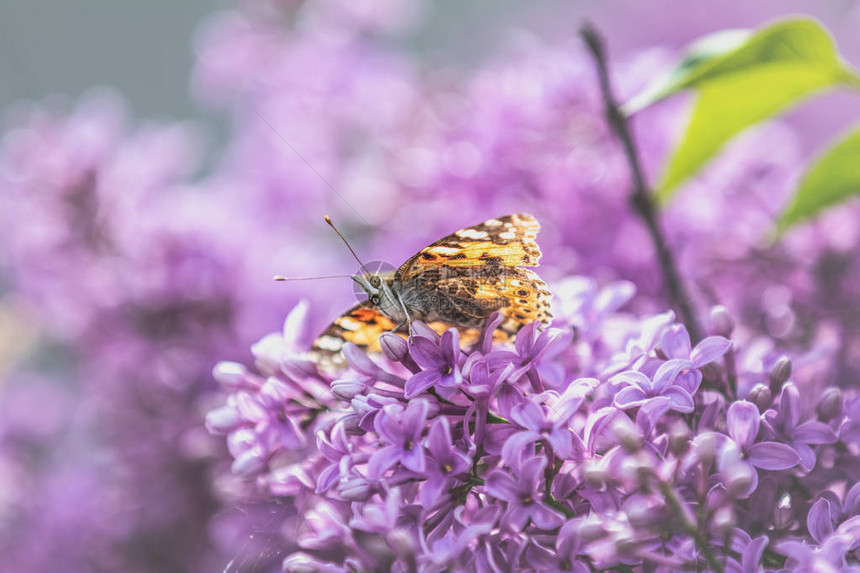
left=395, top=294, right=415, bottom=345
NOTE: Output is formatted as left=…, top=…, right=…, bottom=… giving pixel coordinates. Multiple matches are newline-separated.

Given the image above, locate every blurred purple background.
left=1, top=1, right=859, bottom=571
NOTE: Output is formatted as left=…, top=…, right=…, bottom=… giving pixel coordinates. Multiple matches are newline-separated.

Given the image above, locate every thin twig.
left=658, top=480, right=725, bottom=573
left=580, top=23, right=703, bottom=342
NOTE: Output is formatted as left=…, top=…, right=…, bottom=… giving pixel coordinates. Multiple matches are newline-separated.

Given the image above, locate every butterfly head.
left=352, top=273, right=383, bottom=303
left=323, top=216, right=406, bottom=321
left=353, top=272, right=404, bottom=319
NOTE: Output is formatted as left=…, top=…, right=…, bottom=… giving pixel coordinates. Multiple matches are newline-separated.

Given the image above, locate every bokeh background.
left=1, top=1, right=860, bottom=572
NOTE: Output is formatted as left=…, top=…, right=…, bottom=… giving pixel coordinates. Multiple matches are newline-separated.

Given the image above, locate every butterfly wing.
left=395, top=214, right=542, bottom=281
left=310, top=303, right=485, bottom=374
left=395, top=213, right=551, bottom=334
left=427, top=266, right=552, bottom=335
left=311, top=214, right=551, bottom=374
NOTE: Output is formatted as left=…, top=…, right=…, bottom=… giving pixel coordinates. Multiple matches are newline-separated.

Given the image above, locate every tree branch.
left=580, top=23, right=703, bottom=342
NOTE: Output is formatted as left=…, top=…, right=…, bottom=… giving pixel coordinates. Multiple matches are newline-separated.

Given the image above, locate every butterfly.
left=308, top=214, right=552, bottom=372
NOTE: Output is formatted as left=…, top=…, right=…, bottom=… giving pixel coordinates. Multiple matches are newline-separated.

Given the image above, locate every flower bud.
left=231, top=449, right=267, bottom=477
left=769, top=357, right=792, bottom=394
left=387, top=528, right=417, bottom=559
left=711, top=506, right=735, bottom=535
left=709, top=305, right=735, bottom=338
left=205, top=405, right=242, bottom=433
left=380, top=333, right=408, bottom=362
left=283, top=553, right=328, bottom=573
left=694, top=432, right=721, bottom=467
left=817, top=387, right=843, bottom=422
left=379, top=333, right=421, bottom=373
left=212, top=361, right=249, bottom=390
left=577, top=517, right=607, bottom=543
left=583, top=463, right=609, bottom=490
left=748, top=384, right=773, bottom=412
left=718, top=445, right=755, bottom=498
left=331, top=378, right=368, bottom=401
left=774, top=492, right=795, bottom=530
left=668, top=421, right=691, bottom=456
left=611, top=417, right=643, bottom=453
left=614, top=535, right=638, bottom=557
left=339, top=477, right=374, bottom=501
left=626, top=497, right=667, bottom=530
left=723, top=461, right=755, bottom=499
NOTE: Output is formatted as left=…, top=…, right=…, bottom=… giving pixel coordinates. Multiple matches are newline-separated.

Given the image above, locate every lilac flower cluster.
left=2, top=0, right=860, bottom=571
left=208, top=279, right=860, bottom=572
left=192, top=0, right=860, bottom=389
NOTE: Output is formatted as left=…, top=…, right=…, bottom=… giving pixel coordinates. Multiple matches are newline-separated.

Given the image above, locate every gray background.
left=1, top=1, right=859, bottom=139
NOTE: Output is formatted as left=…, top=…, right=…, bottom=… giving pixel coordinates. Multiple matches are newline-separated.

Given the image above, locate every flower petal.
left=235, top=392, right=269, bottom=422
left=486, top=470, right=518, bottom=503
left=727, top=401, right=761, bottom=451
left=747, top=442, right=800, bottom=470
left=520, top=455, right=547, bottom=487
left=636, top=396, right=671, bottom=433
left=662, top=386, right=695, bottom=414
left=410, top=336, right=443, bottom=369
left=613, top=386, right=649, bottom=409
left=546, top=429, right=573, bottom=459
left=807, top=498, right=834, bottom=544
left=420, top=475, right=451, bottom=509
left=742, top=536, right=769, bottom=573
left=530, top=502, right=565, bottom=529
left=690, top=336, right=732, bottom=368
left=374, top=409, right=403, bottom=444
left=652, top=358, right=690, bottom=393
left=404, top=370, right=441, bottom=398
left=514, top=321, right=539, bottom=357
left=794, top=442, right=816, bottom=472
left=501, top=431, right=541, bottom=466
left=440, top=328, right=460, bottom=366
left=778, top=383, right=801, bottom=431
left=509, top=399, right=545, bottom=431
left=661, top=325, right=691, bottom=360
left=426, top=417, right=453, bottom=460
left=367, top=445, right=401, bottom=478
left=401, top=443, right=426, bottom=473
left=402, top=400, right=430, bottom=436
left=612, top=370, right=652, bottom=391
left=794, top=421, right=838, bottom=445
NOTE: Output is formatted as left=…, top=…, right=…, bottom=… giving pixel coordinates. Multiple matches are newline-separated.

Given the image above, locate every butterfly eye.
left=370, top=295, right=381, bottom=305
left=369, top=276, right=381, bottom=288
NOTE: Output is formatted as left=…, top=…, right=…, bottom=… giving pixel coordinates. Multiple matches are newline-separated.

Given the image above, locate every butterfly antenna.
left=273, top=274, right=353, bottom=281
left=324, top=216, right=370, bottom=275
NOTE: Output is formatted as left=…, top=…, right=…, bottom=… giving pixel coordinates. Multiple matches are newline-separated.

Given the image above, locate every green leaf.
left=624, top=29, right=752, bottom=114
left=777, top=125, right=860, bottom=233
left=625, top=17, right=860, bottom=202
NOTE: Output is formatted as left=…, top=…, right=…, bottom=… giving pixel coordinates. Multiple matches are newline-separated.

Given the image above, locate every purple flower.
left=712, top=401, right=800, bottom=497
left=807, top=484, right=860, bottom=545
left=316, top=422, right=354, bottom=494
left=502, top=395, right=582, bottom=464
left=763, top=382, right=838, bottom=471
left=368, top=400, right=431, bottom=476
left=659, top=324, right=732, bottom=392
left=405, top=329, right=463, bottom=398
left=8, top=2, right=860, bottom=569
left=486, top=456, right=565, bottom=530
left=419, top=417, right=472, bottom=508
left=491, top=321, right=571, bottom=390
left=613, top=360, right=698, bottom=414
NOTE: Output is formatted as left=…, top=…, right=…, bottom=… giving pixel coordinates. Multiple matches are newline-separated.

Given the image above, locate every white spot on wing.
left=316, top=336, right=343, bottom=351
left=457, top=228, right=489, bottom=239
left=430, top=246, right=461, bottom=255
